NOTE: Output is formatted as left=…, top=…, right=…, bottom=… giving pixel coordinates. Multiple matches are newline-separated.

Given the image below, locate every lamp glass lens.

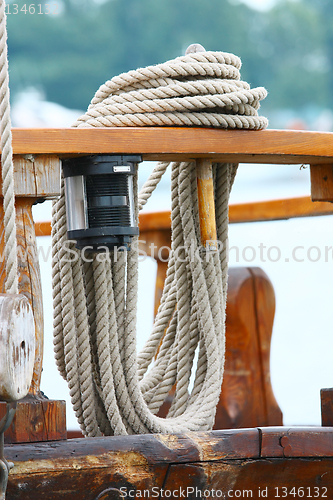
left=127, top=175, right=135, bottom=227
left=64, top=175, right=87, bottom=231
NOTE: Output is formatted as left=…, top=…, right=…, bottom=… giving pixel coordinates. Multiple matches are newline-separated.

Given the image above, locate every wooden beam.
left=138, top=197, right=333, bottom=229
left=34, top=196, right=333, bottom=239
left=5, top=428, right=333, bottom=499
left=7, top=128, right=333, bottom=164
left=310, top=164, right=333, bottom=202
left=228, top=195, right=333, bottom=223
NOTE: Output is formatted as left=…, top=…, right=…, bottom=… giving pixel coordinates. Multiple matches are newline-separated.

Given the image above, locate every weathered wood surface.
left=321, top=388, right=333, bottom=426
left=0, top=197, right=67, bottom=442
left=8, top=127, right=333, bottom=164
left=214, top=268, right=282, bottom=429
left=0, top=199, right=44, bottom=395
left=260, top=426, right=333, bottom=458
left=0, top=396, right=66, bottom=444
left=0, top=154, right=60, bottom=198
left=165, top=459, right=333, bottom=500
left=0, top=294, right=35, bottom=401
left=5, top=428, right=333, bottom=499
left=310, top=164, right=333, bottom=202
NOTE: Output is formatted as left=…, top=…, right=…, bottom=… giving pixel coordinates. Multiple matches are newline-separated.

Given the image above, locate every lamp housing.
left=62, top=154, right=141, bottom=251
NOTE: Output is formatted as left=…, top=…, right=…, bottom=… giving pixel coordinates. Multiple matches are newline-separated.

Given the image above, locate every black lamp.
left=62, top=154, right=142, bottom=251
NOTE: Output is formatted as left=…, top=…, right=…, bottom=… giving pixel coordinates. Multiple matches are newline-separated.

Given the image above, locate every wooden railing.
left=1, top=127, right=333, bottom=442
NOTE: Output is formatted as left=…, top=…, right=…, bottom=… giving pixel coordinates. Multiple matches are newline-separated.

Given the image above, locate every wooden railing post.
left=0, top=154, right=66, bottom=443
left=196, top=158, right=218, bottom=250
left=310, top=164, right=333, bottom=202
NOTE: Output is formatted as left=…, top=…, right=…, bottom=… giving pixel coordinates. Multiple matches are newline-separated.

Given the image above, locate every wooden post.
left=310, top=164, right=333, bottom=202
left=0, top=154, right=66, bottom=443
left=196, top=159, right=218, bottom=250
left=321, top=388, right=333, bottom=426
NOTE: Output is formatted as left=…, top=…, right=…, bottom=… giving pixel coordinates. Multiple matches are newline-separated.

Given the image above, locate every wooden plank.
left=321, top=388, right=333, bottom=426
left=165, top=459, right=333, bottom=500
left=260, top=427, right=333, bottom=458
left=32, top=154, right=61, bottom=198
left=310, top=164, right=333, bottom=201
left=4, top=428, right=333, bottom=499
left=35, top=196, right=333, bottom=239
left=5, top=428, right=259, bottom=465
left=0, top=154, right=60, bottom=198
left=250, top=268, right=283, bottom=425
left=229, top=195, right=333, bottom=223
left=7, top=127, right=333, bottom=164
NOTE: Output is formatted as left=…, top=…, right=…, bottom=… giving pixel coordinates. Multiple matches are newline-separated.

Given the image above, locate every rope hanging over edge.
left=52, top=47, right=268, bottom=436
left=0, top=1, right=18, bottom=295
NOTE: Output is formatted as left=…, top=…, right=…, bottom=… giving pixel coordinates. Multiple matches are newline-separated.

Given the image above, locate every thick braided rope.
left=0, top=1, right=18, bottom=294
left=52, top=50, right=267, bottom=436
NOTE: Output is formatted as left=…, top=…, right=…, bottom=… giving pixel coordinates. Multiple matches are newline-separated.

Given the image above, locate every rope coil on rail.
left=52, top=47, right=268, bottom=436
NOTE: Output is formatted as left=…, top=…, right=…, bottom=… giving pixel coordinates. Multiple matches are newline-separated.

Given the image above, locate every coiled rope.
left=52, top=47, right=268, bottom=436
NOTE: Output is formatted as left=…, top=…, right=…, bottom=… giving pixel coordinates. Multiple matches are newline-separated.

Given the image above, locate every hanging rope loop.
left=0, top=0, right=18, bottom=295
left=52, top=46, right=268, bottom=436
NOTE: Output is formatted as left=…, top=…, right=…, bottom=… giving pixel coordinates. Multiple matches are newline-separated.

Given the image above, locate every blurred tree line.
left=5, top=0, right=332, bottom=117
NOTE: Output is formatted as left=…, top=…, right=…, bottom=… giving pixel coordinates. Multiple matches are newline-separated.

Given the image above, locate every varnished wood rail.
left=6, top=127, right=333, bottom=164
left=34, top=196, right=333, bottom=238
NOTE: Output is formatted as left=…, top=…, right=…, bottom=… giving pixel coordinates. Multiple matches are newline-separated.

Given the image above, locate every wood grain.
left=0, top=154, right=60, bottom=198
left=250, top=268, right=283, bottom=425
left=229, top=195, right=333, bottom=223
left=15, top=199, right=44, bottom=394
left=214, top=267, right=282, bottom=429
left=4, top=428, right=333, bottom=499
left=260, top=427, right=333, bottom=458
left=0, top=199, right=43, bottom=394
left=7, top=127, right=333, bottom=164
left=310, top=164, right=333, bottom=201
left=0, top=294, right=35, bottom=401
left=165, top=459, right=333, bottom=500
left=196, top=159, right=218, bottom=249
left=0, top=397, right=66, bottom=444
